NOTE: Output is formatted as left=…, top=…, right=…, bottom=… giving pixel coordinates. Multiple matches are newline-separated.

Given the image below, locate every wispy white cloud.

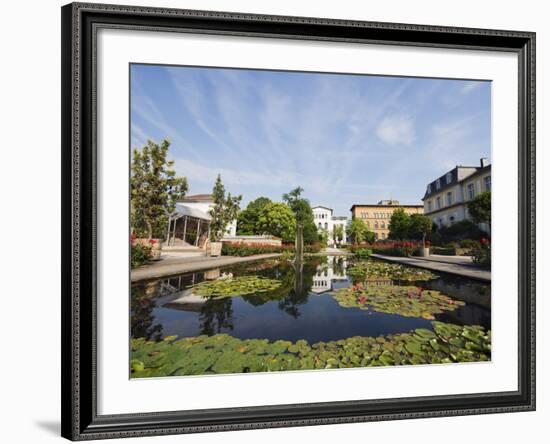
left=376, top=115, right=415, bottom=146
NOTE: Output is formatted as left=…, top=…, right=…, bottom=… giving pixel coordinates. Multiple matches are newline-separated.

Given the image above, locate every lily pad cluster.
left=348, top=260, right=438, bottom=282
left=192, top=276, right=282, bottom=298
left=130, top=321, right=491, bottom=378
left=333, top=284, right=465, bottom=319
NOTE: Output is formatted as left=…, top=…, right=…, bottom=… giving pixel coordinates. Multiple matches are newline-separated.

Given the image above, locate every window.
left=467, top=183, right=475, bottom=200
left=318, top=222, right=322, bottom=229
left=436, top=196, right=441, bottom=209
left=427, top=184, right=432, bottom=194
left=381, top=222, right=385, bottom=229
left=446, top=191, right=452, bottom=206
left=446, top=172, right=452, bottom=184
left=427, top=200, right=432, bottom=212
left=374, top=221, right=379, bottom=229
left=436, top=179, right=441, bottom=190
left=484, top=175, right=491, bottom=191
left=381, top=233, right=386, bottom=239
left=324, top=223, right=328, bottom=230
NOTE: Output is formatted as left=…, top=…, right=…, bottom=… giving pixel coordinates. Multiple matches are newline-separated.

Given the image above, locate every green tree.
left=408, top=214, right=433, bottom=243
left=209, top=174, right=242, bottom=242
left=333, top=224, right=345, bottom=245
left=282, top=187, right=318, bottom=244
left=236, top=197, right=272, bottom=235
left=348, top=218, right=374, bottom=244
left=130, top=139, right=188, bottom=239
left=257, top=202, right=296, bottom=242
left=388, top=208, right=411, bottom=240
left=468, top=191, right=491, bottom=225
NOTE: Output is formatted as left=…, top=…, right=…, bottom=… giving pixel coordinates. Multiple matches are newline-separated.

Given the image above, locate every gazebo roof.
left=174, top=203, right=212, bottom=221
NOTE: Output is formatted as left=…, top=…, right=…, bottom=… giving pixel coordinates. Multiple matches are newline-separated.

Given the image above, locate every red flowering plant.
left=131, top=233, right=152, bottom=268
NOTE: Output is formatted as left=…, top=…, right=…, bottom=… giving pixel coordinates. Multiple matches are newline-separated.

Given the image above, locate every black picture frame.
left=61, top=2, right=536, bottom=440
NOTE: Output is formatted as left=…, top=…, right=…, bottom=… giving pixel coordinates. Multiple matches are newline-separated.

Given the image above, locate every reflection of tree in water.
left=199, top=298, right=235, bottom=336
left=131, top=284, right=163, bottom=341
left=277, top=259, right=320, bottom=318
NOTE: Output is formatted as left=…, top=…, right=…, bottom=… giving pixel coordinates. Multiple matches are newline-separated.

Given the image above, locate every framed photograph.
left=61, top=2, right=535, bottom=440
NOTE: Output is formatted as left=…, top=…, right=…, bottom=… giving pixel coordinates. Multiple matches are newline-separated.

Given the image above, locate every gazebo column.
left=182, top=216, right=188, bottom=244
left=195, top=219, right=201, bottom=246
left=171, top=216, right=178, bottom=246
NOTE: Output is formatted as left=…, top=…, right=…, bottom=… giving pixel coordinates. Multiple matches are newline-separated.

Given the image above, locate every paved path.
left=414, top=254, right=475, bottom=266
left=371, top=254, right=490, bottom=282
left=131, top=253, right=281, bottom=282
left=322, top=247, right=353, bottom=256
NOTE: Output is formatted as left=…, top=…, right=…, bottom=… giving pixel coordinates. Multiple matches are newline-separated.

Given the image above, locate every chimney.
left=480, top=157, right=489, bottom=168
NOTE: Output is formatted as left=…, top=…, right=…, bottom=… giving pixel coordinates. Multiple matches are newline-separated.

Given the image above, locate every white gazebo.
left=165, top=203, right=212, bottom=247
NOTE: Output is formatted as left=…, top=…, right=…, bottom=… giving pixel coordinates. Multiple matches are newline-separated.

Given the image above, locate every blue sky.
left=131, top=64, right=491, bottom=216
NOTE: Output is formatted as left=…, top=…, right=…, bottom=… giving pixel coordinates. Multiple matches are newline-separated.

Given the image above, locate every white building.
left=422, top=158, right=491, bottom=233
left=311, top=256, right=349, bottom=294
left=312, top=206, right=348, bottom=246
left=179, top=194, right=237, bottom=237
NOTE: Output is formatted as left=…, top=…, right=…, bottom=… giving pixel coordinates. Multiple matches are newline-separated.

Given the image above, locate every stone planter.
left=209, top=241, right=222, bottom=257
left=419, top=246, right=430, bottom=257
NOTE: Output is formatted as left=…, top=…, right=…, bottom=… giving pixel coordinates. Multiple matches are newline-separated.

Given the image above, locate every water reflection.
left=131, top=256, right=491, bottom=343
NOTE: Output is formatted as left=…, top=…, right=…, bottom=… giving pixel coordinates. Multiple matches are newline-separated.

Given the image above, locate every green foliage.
left=333, top=284, right=464, bottom=319
left=131, top=242, right=152, bottom=268
left=347, top=260, right=437, bottom=282
left=192, top=276, right=283, bottom=298
left=472, top=240, right=491, bottom=268
left=257, top=202, right=296, bottom=242
left=430, top=220, right=486, bottom=244
left=333, top=224, right=345, bottom=244
left=348, top=218, right=374, bottom=244
left=408, top=214, right=433, bottom=241
left=209, top=174, right=242, bottom=242
left=131, top=139, right=188, bottom=239
left=468, top=191, right=491, bottom=224
left=236, top=197, right=272, bottom=235
left=460, top=239, right=481, bottom=249
left=319, top=228, right=329, bottom=248
left=282, top=187, right=318, bottom=244
left=352, top=248, right=372, bottom=258
left=388, top=208, right=410, bottom=240
left=130, top=322, right=490, bottom=377
left=221, top=242, right=283, bottom=256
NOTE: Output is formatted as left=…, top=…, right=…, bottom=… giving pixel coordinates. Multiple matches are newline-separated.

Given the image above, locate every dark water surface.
left=131, top=256, right=491, bottom=344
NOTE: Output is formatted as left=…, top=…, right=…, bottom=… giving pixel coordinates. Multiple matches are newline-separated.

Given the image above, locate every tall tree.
left=209, top=174, right=242, bottom=242
left=282, top=186, right=318, bottom=244
left=348, top=218, right=374, bottom=244
left=130, top=139, right=188, bottom=239
left=333, top=224, right=345, bottom=244
left=408, top=214, right=433, bottom=242
left=468, top=191, right=491, bottom=225
left=257, top=202, right=296, bottom=242
left=236, top=197, right=272, bottom=235
left=388, top=208, right=411, bottom=240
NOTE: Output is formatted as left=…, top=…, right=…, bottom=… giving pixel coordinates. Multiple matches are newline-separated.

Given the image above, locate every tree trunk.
left=146, top=220, right=153, bottom=240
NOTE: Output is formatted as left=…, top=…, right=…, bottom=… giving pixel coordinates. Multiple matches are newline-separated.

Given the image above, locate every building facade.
left=350, top=200, right=424, bottom=241
left=311, top=206, right=349, bottom=246
left=422, top=158, right=491, bottom=231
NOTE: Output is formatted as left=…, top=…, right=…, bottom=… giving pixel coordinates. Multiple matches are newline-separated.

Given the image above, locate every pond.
left=131, top=256, right=490, bottom=345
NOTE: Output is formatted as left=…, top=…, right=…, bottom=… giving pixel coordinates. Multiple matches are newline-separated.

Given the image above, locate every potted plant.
left=420, top=239, right=430, bottom=257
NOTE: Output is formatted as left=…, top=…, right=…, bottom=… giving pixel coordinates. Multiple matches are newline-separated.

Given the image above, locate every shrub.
left=367, top=241, right=421, bottom=257
left=431, top=247, right=456, bottom=256
left=221, top=242, right=283, bottom=257
left=460, top=239, right=481, bottom=249
left=353, top=248, right=372, bottom=258
left=131, top=235, right=153, bottom=268
left=472, top=238, right=491, bottom=268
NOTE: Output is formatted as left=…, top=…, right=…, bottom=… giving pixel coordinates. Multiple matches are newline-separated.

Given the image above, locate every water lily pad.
left=192, top=276, right=283, bottom=298
left=333, top=284, right=465, bottom=318
left=348, top=260, right=438, bottom=282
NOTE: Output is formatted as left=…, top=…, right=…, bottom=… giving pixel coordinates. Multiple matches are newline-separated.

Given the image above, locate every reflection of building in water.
left=311, top=256, right=348, bottom=294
